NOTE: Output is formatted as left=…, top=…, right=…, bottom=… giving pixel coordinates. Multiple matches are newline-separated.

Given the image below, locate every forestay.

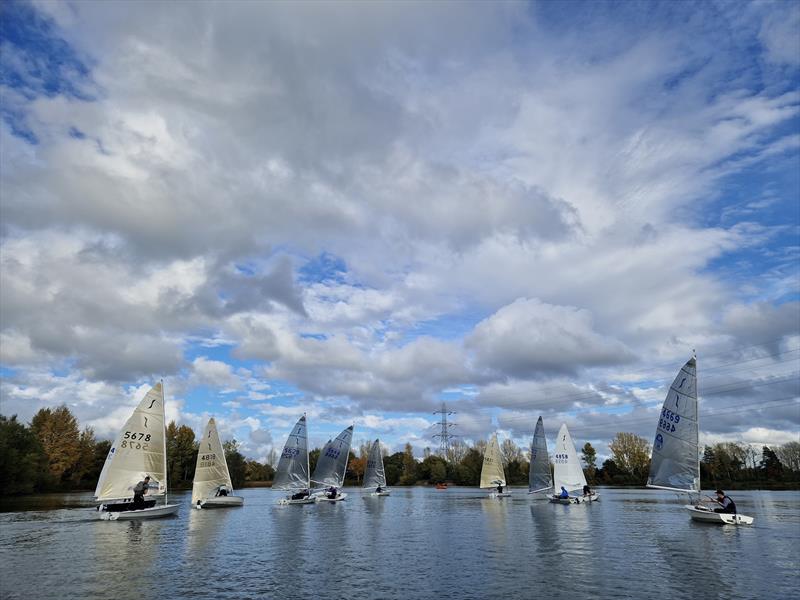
left=311, top=425, right=354, bottom=488
left=95, top=383, right=168, bottom=502
left=647, top=357, right=700, bottom=493
left=552, top=424, right=586, bottom=493
left=480, top=434, right=507, bottom=488
left=191, top=418, right=233, bottom=504
left=529, top=416, right=552, bottom=493
left=363, top=439, right=387, bottom=489
left=273, top=415, right=310, bottom=491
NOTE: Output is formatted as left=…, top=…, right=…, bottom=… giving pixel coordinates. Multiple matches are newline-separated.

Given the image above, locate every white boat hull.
left=549, top=492, right=599, bottom=504
left=99, top=503, right=180, bottom=520
left=489, top=491, right=512, bottom=498
left=686, top=505, right=753, bottom=525
left=315, top=492, right=348, bottom=502
left=370, top=491, right=391, bottom=496
left=196, top=496, right=244, bottom=509
left=278, top=496, right=316, bottom=505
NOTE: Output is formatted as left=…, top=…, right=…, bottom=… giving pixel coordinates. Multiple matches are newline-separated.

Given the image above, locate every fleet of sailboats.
left=364, top=439, right=390, bottom=496
left=647, top=356, right=754, bottom=525
left=192, top=417, right=243, bottom=509
left=480, top=433, right=511, bottom=497
left=94, top=382, right=180, bottom=520
left=91, top=360, right=760, bottom=526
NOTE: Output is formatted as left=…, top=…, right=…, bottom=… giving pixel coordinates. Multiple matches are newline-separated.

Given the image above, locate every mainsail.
left=273, top=415, right=310, bottom=491
left=529, top=416, right=552, bottom=493
left=363, top=439, right=387, bottom=489
left=95, top=383, right=168, bottom=501
left=647, top=356, right=700, bottom=493
left=480, top=433, right=507, bottom=488
left=191, top=417, right=233, bottom=504
left=311, top=425, right=353, bottom=488
left=552, top=423, right=586, bottom=493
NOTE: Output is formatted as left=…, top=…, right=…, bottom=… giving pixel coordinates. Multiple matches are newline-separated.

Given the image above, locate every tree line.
left=2, top=406, right=798, bottom=495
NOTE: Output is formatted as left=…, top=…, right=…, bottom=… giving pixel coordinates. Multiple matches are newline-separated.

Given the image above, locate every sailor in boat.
left=582, top=484, right=592, bottom=498
left=291, top=489, right=310, bottom=501
left=558, top=486, right=570, bottom=500
left=376, top=485, right=383, bottom=494
left=133, top=476, right=150, bottom=510
left=496, top=483, right=504, bottom=494
left=216, top=486, right=229, bottom=497
left=326, top=486, right=338, bottom=499
left=711, top=489, right=737, bottom=514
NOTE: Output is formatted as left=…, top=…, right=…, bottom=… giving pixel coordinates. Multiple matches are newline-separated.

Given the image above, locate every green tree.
left=30, top=405, right=81, bottom=487
left=383, top=452, right=405, bottom=486
left=245, top=459, right=274, bottom=482
left=760, top=446, right=783, bottom=480
left=608, top=432, right=650, bottom=481
left=309, top=447, right=321, bottom=476
left=166, top=421, right=199, bottom=488
left=581, top=442, right=597, bottom=484
left=0, top=415, right=48, bottom=494
left=399, top=443, right=418, bottom=485
left=223, top=439, right=247, bottom=488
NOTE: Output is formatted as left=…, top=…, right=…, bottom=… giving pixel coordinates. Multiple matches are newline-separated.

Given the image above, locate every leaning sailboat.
left=363, top=438, right=390, bottom=496
left=550, top=423, right=597, bottom=504
left=311, top=425, right=354, bottom=502
left=647, top=355, right=753, bottom=525
left=275, top=415, right=314, bottom=505
left=191, top=417, right=243, bottom=509
left=528, top=416, right=552, bottom=497
left=481, top=433, right=511, bottom=497
left=94, top=382, right=180, bottom=520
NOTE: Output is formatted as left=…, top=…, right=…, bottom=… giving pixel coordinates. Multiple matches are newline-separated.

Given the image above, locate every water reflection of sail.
left=187, top=507, right=229, bottom=557
left=481, top=494, right=511, bottom=542
left=88, top=518, right=157, bottom=594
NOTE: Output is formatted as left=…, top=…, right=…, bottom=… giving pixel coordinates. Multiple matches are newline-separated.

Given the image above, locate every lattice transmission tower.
left=432, top=402, right=458, bottom=460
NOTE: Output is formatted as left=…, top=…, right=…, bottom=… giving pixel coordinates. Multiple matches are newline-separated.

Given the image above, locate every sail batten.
left=311, top=426, right=353, bottom=487
left=552, top=424, right=586, bottom=493
left=363, top=439, right=387, bottom=489
left=529, top=416, right=552, bottom=493
left=94, top=383, right=168, bottom=502
left=646, top=357, right=700, bottom=493
left=273, top=415, right=310, bottom=491
left=191, top=418, right=233, bottom=504
left=480, top=434, right=507, bottom=488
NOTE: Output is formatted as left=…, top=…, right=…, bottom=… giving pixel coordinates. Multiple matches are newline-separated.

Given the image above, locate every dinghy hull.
left=99, top=503, right=179, bottom=520
left=197, top=496, right=244, bottom=509
left=315, top=492, right=348, bottom=502
left=489, top=491, right=512, bottom=498
left=370, top=491, right=391, bottom=496
left=686, top=505, right=753, bottom=525
left=278, top=496, right=316, bottom=505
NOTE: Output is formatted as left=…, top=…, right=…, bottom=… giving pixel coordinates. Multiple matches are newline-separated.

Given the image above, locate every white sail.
left=311, top=425, right=353, bottom=488
left=647, top=356, right=700, bottom=493
left=94, top=383, right=168, bottom=501
left=191, top=417, right=233, bottom=504
left=480, top=433, right=507, bottom=488
left=529, top=416, right=552, bottom=493
left=552, top=423, right=586, bottom=493
left=363, top=439, right=387, bottom=489
left=273, top=415, right=310, bottom=491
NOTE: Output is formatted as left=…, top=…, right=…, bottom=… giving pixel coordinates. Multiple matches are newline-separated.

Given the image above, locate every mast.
left=305, top=413, right=310, bottom=490
left=162, top=378, right=167, bottom=505
left=694, top=350, right=700, bottom=496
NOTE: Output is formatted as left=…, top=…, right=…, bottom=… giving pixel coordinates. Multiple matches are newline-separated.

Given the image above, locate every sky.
left=1, top=0, right=798, bottom=464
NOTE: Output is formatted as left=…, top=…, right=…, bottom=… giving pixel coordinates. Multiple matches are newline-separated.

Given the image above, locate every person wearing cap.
left=712, top=489, right=737, bottom=514
left=132, top=475, right=151, bottom=509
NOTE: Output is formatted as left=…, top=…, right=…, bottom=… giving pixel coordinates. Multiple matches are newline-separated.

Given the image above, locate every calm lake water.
left=0, top=487, right=797, bottom=599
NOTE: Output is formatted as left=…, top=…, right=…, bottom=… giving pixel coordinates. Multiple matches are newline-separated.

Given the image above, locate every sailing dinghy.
left=363, top=438, right=390, bottom=496
left=481, top=434, right=511, bottom=498
left=311, top=425, right=354, bottom=502
left=550, top=423, right=598, bottom=504
left=647, top=356, right=753, bottom=525
left=275, top=415, right=315, bottom=505
left=528, top=416, right=553, bottom=497
left=95, top=382, right=180, bottom=520
left=191, top=417, right=243, bottom=509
